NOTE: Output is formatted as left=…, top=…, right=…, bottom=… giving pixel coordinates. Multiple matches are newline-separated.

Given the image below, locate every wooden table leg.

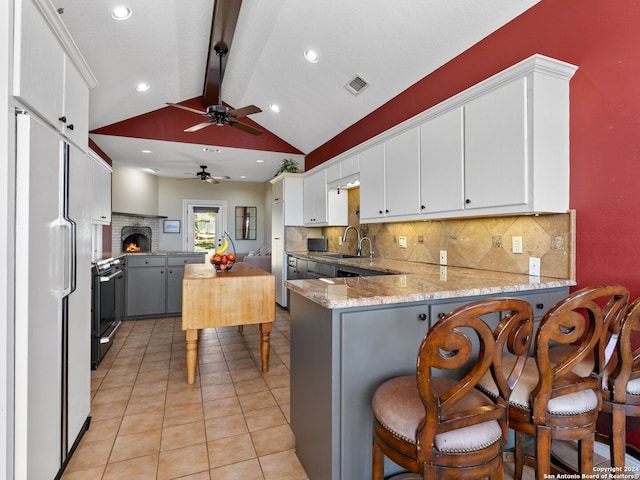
left=185, top=328, right=199, bottom=384
left=259, top=323, right=272, bottom=372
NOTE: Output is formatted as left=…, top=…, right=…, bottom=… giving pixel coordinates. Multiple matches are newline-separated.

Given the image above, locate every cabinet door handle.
left=58, top=116, right=67, bottom=123
left=418, top=313, right=427, bottom=321
left=67, top=124, right=74, bottom=131
left=438, top=312, right=446, bottom=319
left=465, top=199, right=471, bottom=204
left=536, top=303, right=544, bottom=310
left=420, top=205, right=425, bottom=210
left=160, top=270, right=164, bottom=274
left=379, top=210, right=383, bottom=215
left=385, top=209, right=389, bottom=213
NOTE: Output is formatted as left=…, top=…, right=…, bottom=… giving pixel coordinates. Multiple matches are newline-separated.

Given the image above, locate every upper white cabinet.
left=303, top=170, right=328, bottom=225
left=420, top=107, right=464, bottom=214
left=357, top=143, right=385, bottom=220
left=360, top=127, right=421, bottom=222
left=270, top=173, right=303, bottom=226
left=303, top=169, right=348, bottom=227
left=90, top=152, right=112, bottom=225
left=13, top=0, right=96, bottom=150
left=355, top=54, right=577, bottom=223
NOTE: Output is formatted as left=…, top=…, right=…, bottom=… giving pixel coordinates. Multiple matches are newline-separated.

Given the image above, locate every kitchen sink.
left=319, top=253, right=359, bottom=259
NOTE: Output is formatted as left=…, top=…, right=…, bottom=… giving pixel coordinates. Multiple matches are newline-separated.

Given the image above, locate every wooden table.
left=182, top=262, right=275, bottom=384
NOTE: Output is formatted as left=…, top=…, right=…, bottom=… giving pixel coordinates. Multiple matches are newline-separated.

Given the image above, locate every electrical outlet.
left=399, top=275, right=407, bottom=287
left=529, top=257, right=541, bottom=276
left=512, top=236, right=523, bottom=254
left=439, top=250, right=447, bottom=266
left=338, top=236, right=343, bottom=246
left=439, top=266, right=447, bottom=281
left=399, top=236, right=407, bottom=248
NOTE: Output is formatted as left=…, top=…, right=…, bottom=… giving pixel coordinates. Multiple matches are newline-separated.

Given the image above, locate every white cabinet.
left=90, top=152, right=112, bottom=225
left=303, top=169, right=348, bottom=226
left=359, top=143, right=386, bottom=220
left=383, top=126, right=421, bottom=218
left=61, top=56, right=90, bottom=147
left=303, top=170, right=327, bottom=225
left=270, top=173, right=304, bottom=307
left=360, top=126, right=421, bottom=222
left=463, top=77, right=527, bottom=211
left=13, top=0, right=94, bottom=150
left=271, top=173, right=303, bottom=225
left=356, top=54, right=576, bottom=223
left=420, top=107, right=464, bottom=214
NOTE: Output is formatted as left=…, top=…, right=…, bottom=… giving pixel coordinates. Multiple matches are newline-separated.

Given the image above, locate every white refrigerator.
left=14, top=111, right=92, bottom=479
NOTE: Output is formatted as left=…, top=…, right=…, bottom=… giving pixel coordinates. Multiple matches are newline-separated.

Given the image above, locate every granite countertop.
left=285, top=252, right=575, bottom=309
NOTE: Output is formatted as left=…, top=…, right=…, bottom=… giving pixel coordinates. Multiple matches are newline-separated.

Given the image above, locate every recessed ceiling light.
left=203, top=147, right=221, bottom=153
left=304, top=49, right=319, bottom=63
left=240, top=175, right=247, bottom=179
left=136, top=83, right=150, bottom=92
left=269, top=104, right=280, bottom=113
left=111, top=6, right=132, bottom=20
left=141, top=168, right=157, bottom=173
left=141, top=149, right=152, bottom=154
left=256, top=159, right=264, bottom=163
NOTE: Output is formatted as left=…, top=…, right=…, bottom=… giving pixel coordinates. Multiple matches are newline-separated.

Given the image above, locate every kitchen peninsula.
left=285, top=257, right=575, bottom=480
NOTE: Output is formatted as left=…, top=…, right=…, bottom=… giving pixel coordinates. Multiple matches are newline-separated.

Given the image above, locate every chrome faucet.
left=342, top=225, right=362, bottom=256
left=360, top=236, right=374, bottom=259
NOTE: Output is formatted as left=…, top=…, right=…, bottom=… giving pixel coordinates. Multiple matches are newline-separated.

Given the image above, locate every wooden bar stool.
left=478, top=285, right=629, bottom=480
left=372, top=298, right=534, bottom=479
left=600, top=296, right=640, bottom=470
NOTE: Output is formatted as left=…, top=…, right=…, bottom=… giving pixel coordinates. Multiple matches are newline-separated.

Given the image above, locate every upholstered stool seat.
left=373, top=376, right=503, bottom=452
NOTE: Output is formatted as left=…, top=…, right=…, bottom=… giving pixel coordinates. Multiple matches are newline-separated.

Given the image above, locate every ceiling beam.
left=203, top=0, right=243, bottom=107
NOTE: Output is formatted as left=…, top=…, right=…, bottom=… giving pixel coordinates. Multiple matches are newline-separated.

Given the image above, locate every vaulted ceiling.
left=53, top=0, right=540, bottom=182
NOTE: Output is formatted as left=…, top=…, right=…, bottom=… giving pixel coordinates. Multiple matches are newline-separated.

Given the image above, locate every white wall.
left=111, top=165, right=159, bottom=215
left=157, top=177, right=269, bottom=253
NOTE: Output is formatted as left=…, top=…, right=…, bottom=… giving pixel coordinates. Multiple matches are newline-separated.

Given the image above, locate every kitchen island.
left=182, top=263, right=275, bottom=384
left=285, top=260, right=575, bottom=480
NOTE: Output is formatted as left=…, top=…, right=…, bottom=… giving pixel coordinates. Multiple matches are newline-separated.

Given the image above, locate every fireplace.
left=121, top=226, right=152, bottom=253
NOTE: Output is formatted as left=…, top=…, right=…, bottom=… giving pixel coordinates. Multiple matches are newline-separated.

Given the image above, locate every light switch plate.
left=512, top=236, right=523, bottom=254
left=439, top=250, right=447, bottom=265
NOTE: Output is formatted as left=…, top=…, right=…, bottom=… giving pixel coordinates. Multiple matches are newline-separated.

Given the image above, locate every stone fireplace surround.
left=111, top=213, right=162, bottom=255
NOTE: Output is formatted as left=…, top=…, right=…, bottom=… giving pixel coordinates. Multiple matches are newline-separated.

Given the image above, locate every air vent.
left=345, top=75, right=369, bottom=95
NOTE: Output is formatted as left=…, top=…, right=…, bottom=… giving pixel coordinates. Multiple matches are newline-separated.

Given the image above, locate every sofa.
left=239, top=247, right=272, bottom=273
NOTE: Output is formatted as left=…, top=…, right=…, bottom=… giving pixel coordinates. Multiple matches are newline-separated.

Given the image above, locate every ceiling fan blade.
left=229, top=120, right=263, bottom=136
left=228, top=105, right=262, bottom=119
left=204, top=177, right=220, bottom=184
left=184, top=121, right=215, bottom=132
left=211, top=175, right=231, bottom=180
left=166, top=102, right=207, bottom=115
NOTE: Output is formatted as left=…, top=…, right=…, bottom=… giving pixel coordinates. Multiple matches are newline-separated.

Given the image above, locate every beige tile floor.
left=62, top=306, right=309, bottom=480
left=61, top=303, right=610, bottom=480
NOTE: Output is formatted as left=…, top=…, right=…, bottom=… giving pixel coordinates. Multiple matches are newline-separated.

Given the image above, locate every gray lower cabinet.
left=289, top=286, right=569, bottom=480
left=125, top=254, right=204, bottom=318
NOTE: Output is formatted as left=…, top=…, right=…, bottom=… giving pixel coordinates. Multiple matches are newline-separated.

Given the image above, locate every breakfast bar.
left=182, top=263, right=275, bottom=384
left=285, top=259, right=575, bottom=479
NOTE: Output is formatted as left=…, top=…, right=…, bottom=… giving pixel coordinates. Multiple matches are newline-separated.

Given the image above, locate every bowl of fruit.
left=210, top=252, right=236, bottom=271
left=210, top=233, right=237, bottom=272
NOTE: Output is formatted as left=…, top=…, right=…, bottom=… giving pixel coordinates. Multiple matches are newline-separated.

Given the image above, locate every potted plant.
left=275, top=158, right=301, bottom=176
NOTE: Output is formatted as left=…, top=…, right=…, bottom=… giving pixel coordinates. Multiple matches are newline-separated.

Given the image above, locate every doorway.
left=183, top=200, right=227, bottom=255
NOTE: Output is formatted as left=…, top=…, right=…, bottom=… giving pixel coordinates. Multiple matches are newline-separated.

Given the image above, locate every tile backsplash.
left=316, top=188, right=575, bottom=279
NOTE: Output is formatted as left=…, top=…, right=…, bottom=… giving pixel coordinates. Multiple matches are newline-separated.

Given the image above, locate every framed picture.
left=163, top=219, right=180, bottom=234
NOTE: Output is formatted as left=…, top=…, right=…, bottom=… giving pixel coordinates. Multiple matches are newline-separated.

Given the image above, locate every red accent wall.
left=308, top=0, right=640, bottom=447
left=91, top=97, right=303, bottom=155
left=308, top=0, right=640, bottom=298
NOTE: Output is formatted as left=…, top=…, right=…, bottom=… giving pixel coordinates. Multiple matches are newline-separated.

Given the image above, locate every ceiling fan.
left=167, top=46, right=263, bottom=135
left=184, top=165, right=231, bottom=184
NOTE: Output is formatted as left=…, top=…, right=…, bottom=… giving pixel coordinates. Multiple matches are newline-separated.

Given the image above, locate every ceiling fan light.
left=304, top=50, right=319, bottom=63
left=111, top=6, right=132, bottom=20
